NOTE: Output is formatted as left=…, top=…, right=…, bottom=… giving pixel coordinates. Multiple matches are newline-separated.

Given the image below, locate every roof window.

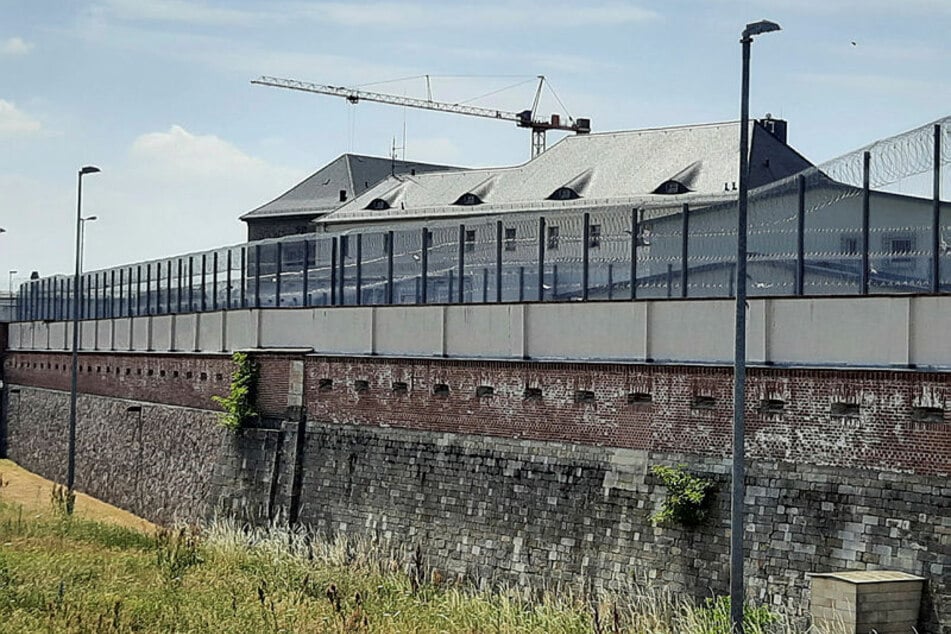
left=454, top=192, right=483, bottom=206
left=548, top=186, right=580, bottom=201
left=366, top=198, right=390, bottom=211
left=653, top=180, right=691, bottom=195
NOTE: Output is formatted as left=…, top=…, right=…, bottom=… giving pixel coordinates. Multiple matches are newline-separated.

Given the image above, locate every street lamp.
left=732, top=19, right=780, bottom=634
left=79, top=215, right=98, bottom=271
left=67, top=165, right=100, bottom=504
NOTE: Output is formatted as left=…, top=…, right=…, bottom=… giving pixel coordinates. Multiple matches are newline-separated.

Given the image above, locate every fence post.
left=301, top=240, right=310, bottom=307
left=420, top=228, right=429, bottom=304
left=275, top=242, right=283, bottom=308
left=457, top=224, right=466, bottom=303
left=861, top=151, right=871, bottom=295
left=330, top=237, right=338, bottom=306
left=146, top=265, right=153, bottom=315
left=176, top=259, right=183, bottom=314
left=932, top=123, right=942, bottom=293
left=200, top=254, right=207, bottom=312
left=496, top=220, right=503, bottom=302
left=212, top=251, right=219, bottom=311
left=582, top=212, right=590, bottom=301
left=136, top=265, right=142, bottom=316
left=165, top=261, right=172, bottom=314
left=253, top=244, right=262, bottom=309
left=386, top=230, right=394, bottom=304
left=355, top=234, right=363, bottom=306
left=666, top=264, right=673, bottom=298
left=338, top=237, right=346, bottom=305
left=127, top=267, right=134, bottom=317
left=482, top=268, right=488, bottom=302
left=796, top=174, right=806, bottom=296
left=518, top=266, right=525, bottom=302
left=538, top=216, right=546, bottom=300
left=631, top=208, right=639, bottom=300
left=608, top=263, right=614, bottom=300
left=681, top=202, right=689, bottom=298
left=240, top=247, right=247, bottom=309
left=226, top=250, right=233, bottom=310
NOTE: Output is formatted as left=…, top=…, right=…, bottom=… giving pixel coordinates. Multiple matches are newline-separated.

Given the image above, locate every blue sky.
left=2, top=0, right=949, bottom=284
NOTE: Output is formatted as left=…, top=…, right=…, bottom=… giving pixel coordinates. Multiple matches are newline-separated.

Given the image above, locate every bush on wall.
left=212, top=352, right=258, bottom=432
left=651, top=464, right=715, bottom=528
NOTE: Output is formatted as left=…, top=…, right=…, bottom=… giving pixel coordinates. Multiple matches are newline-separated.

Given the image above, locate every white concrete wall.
left=8, top=295, right=951, bottom=370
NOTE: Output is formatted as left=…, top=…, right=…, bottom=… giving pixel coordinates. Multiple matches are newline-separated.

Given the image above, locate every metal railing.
left=15, top=119, right=950, bottom=322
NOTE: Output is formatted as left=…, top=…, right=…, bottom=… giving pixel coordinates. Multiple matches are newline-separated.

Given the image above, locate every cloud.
left=296, top=1, right=658, bottom=29
left=0, top=100, right=42, bottom=136
left=1, top=37, right=32, bottom=56
left=94, top=0, right=272, bottom=27
left=93, top=0, right=657, bottom=30
left=0, top=125, right=309, bottom=279
left=73, top=125, right=306, bottom=269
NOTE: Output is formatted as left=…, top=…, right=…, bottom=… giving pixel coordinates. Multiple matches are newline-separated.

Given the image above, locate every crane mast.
left=251, top=75, right=590, bottom=158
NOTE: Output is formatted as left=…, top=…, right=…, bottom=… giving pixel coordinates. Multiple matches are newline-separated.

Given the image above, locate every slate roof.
left=319, top=120, right=813, bottom=226
left=240, top=154, right=461, bottom=221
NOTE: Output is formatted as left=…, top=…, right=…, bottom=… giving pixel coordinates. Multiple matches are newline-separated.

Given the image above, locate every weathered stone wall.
left=274, top=421, right=948, bottom=633
left=4, top=353, right=951, bottom=632
left=4, top=386, right=231, bottom=524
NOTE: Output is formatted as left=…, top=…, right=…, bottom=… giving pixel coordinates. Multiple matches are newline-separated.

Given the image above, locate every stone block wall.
left=4, top=386, right=229, bottom=524
left=273, top=421, right=947, bottom=632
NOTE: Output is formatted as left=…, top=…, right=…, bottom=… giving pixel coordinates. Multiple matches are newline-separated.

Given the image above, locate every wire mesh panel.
left=357, top=232, right=387, bottom=305
left=497, top=215, right=540, bottom=302
left=389, top=228, right=422, bottom=304
left=425, top=225, right=456, bottom=303
left=459, top=221, right=498, bottom=303
left=276, top=240, right=305, bottom=307
left=587, top=206, right=631, bottom=301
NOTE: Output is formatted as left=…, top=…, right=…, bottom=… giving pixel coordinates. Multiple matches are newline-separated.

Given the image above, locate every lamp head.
left=9, top=270, right=17, bottom=275
left=79, top=165, right=101, bottom=176
left=83, top=215, right=99, bottom=222
left=743, top=20, right=781, bottom=39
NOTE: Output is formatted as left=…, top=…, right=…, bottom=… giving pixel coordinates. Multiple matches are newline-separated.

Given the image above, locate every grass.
left=0, top=460, right=806, bottom=633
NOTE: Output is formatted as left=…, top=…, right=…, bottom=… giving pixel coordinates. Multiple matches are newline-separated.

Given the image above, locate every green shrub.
left=651, top=464, right=715, bottom=527
left=212, top=352, right=258, bottom=431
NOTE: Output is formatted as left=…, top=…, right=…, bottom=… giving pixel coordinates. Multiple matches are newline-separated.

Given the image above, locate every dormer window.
left=653, top=180, right=690, bottom=195
left=366, top=198, right=390, bottom=211
left=454, top=192, right=482, bottom=206
left=548, top=186, right=580, bottom=201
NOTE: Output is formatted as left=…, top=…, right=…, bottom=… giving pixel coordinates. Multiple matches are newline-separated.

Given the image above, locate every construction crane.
left=251, top=75, right=591, bottom=158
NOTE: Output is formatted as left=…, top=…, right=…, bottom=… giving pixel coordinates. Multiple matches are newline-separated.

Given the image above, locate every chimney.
left=757, top=114, right=788, bottom=144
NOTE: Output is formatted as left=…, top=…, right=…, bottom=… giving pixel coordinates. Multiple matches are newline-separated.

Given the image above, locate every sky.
left=1, top=0, right=949, bottom=287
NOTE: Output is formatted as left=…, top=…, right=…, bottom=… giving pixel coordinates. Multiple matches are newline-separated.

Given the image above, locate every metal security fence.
left=16, top=117, right=950, bottom=322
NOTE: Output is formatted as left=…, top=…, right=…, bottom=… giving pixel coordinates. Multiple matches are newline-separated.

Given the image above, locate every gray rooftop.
left=319, top=120, right=813, bottom=226
left=240, top=154, right=461, bottom=221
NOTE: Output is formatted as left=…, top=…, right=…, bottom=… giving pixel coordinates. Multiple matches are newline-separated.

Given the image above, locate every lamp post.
left=732, top=19, right=780, bottom=634
left=67, top=165, right=100, bottom=503
left=79, top=216, right=98, bottom=271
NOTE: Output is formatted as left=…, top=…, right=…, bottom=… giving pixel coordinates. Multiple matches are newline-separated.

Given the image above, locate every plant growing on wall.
left=212, top=352, right=258, bottom=432
left=651, top=464, right=715, bottom=528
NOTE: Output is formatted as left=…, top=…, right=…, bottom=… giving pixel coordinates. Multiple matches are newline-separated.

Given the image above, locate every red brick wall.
left=6, top=350, right=950, bottom=475
left=302, top=357, right=951, bottom=476
left=4, top=352, right=232, bottom=411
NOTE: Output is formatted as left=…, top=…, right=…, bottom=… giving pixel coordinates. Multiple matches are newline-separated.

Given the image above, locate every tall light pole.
left=79, top=216, right=98, bottom=271
left=67, top=165, right=100, bottom=504
left=732, top=19, right=780, bottom=634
